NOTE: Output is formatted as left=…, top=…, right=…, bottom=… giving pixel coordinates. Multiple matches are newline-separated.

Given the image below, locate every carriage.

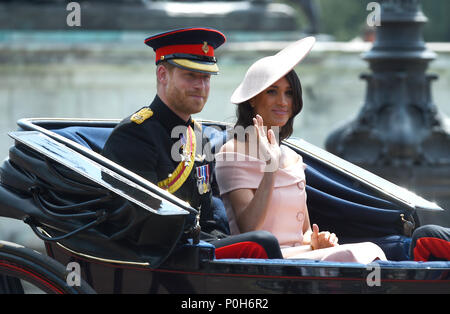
left=0, top=117, right=449, bottom=294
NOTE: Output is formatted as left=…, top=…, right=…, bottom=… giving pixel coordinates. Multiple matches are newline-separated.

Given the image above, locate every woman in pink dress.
left=215, top=37, right=386, bottom=263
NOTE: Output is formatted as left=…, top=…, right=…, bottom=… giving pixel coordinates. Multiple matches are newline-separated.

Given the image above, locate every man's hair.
left=156, top=61, right=176, bottom=87
left=157, top=61, right=176, bottom=71
left=234, top=69, right=303, bottom=142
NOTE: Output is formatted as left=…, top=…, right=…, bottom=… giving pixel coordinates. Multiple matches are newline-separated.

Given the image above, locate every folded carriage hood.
left=285, top=137, right=444, bottom=213
left=0, top=130, right=193, bottom=267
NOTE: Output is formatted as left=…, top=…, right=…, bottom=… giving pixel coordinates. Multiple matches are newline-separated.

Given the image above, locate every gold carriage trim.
left=39, top=229, right=150, bottom=266
left=157, top=125, right=196, bottom=194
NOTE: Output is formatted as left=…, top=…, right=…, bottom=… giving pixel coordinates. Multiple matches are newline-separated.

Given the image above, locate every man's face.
left=162, top=65, right=211, bottom=120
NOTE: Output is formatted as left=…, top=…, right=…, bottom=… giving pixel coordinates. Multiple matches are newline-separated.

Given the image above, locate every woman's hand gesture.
left=310, top=224, right=339, bottom=250
left=253, top=114, right=281, bottom=172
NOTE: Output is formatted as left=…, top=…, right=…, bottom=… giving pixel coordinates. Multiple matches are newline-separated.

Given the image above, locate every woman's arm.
left=224, top=171, right=276, bottom=233
left=221, top=115, right=281, bottom=233
left=302, top=206, right=314, bottom=246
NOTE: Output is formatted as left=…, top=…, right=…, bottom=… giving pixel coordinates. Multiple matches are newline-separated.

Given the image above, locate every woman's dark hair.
left=234, top=69, right=303, bottom=142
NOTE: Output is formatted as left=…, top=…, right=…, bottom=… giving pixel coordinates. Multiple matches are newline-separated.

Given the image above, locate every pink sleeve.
left=214, top=152, right=264, bottom=196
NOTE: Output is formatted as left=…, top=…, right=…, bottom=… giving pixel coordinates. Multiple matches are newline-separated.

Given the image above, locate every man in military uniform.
left=102, top=28, right=282, bottom=259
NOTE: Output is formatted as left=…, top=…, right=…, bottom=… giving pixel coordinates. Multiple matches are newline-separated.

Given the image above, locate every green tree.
left=316, top=0, right=370, bottom=41
left=422, top=0, right=450, bottom=42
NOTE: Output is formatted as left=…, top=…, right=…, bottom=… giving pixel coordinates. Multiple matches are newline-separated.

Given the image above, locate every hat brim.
left=230, top=36, right=315, bottom=104
left=168, top=59, right=219, bottom=75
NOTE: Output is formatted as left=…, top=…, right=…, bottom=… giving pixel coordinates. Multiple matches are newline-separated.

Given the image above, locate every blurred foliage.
left=421, top=0, right=450, bottom=42
left=292, top=0, right=450, bottom=42
left=315, top=0, right=371, bottom=40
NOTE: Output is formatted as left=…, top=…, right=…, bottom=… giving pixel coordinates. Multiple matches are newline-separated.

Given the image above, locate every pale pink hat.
left=230, top=36, right=316, bottom=104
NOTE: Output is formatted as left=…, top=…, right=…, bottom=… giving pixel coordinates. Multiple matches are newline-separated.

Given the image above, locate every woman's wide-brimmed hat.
left=230, top=36, right=315, bottom=104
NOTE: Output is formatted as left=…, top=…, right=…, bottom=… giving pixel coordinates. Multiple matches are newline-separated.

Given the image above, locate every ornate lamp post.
left=325, top=0, right=450, bottom=222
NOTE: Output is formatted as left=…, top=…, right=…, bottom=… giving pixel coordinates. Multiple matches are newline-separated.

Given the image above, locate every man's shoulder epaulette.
left=131, top=107, right=154, bottom=124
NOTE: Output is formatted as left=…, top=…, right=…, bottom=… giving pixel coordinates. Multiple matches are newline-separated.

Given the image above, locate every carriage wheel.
left=0, top=240, right=95, bottom=294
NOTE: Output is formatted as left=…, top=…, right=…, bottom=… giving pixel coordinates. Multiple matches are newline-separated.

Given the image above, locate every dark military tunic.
left=101, top=95, right=222, bottom=235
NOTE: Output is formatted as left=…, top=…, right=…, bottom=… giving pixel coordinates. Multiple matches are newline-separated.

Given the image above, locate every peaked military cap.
left=145, top=27, right=226, bottom=75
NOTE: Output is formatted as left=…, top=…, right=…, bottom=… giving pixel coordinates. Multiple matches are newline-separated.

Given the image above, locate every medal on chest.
left=195, top=164, right=211, bottom=195
left=180, top=134, right=192, bottom=167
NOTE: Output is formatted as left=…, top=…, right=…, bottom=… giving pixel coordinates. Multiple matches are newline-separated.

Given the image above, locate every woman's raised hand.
left=253, top=114, right=281, bottom=172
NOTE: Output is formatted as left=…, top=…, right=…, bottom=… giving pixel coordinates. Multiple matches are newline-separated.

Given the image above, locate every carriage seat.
left=53, top=126, right=112, bottom=154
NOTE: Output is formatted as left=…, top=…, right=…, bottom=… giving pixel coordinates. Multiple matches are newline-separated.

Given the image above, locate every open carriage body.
left=0, top=118, right=449, bottom=294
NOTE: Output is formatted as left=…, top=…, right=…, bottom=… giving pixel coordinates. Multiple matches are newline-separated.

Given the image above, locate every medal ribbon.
left=157, top=125, right=196, bottom=194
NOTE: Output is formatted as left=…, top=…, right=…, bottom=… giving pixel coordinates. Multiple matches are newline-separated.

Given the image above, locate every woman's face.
left=250, top=76, right=293, bottom=129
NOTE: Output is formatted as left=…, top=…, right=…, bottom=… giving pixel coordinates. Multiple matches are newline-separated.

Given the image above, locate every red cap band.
left=155, top=43, right=214, bottom=62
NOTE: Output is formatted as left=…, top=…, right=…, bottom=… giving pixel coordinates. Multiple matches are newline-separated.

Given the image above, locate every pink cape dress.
left=214, top=149, right=387, bottom=263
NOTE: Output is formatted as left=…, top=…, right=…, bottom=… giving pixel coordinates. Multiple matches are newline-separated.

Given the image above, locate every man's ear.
left=157, top=64, right=169, bottom=85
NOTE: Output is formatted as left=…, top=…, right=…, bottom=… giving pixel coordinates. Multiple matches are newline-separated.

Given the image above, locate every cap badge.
left=202, top=41, right=209, bottom=54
